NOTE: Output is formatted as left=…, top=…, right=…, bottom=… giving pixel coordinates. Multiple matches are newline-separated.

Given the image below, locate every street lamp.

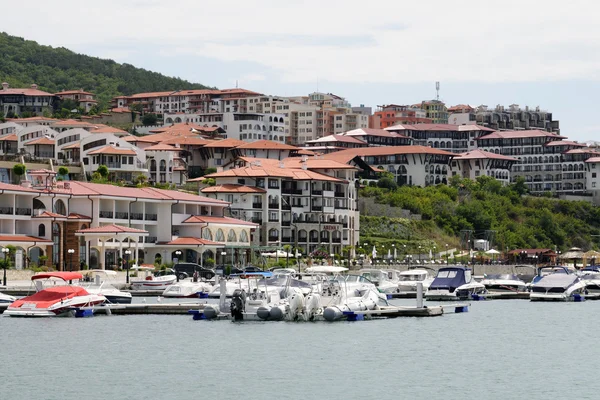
left=330, top=253, right=335, bottom=266
left=418, top=245, right=422, bottom=263
left=124, top=249, right=132, bottom=284
left=175, top=250, right=182, bottom=263
left=445, top=244, right=449, bottom=264
left=221, top=251, right=227, bottom=270
left=67, top=249, right=75, bottom=272
left=2, top=247, right=9, bottom=286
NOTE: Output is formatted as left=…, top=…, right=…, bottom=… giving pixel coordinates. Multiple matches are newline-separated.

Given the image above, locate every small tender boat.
left=480, top=274, right=527, bottom=292
left=396, top=269, right=434, bottom=293
left=358, top=269, right=399, bottom=294
left=82, top=270, right=132, bottom=304
left=0, top=291, right=16, bottom=303
left=425, top=266, right=486, bottom=301
left=5, top=272, right=106, bottom=317
left=530, top=273, right=587, bottom=301
left=162, top=279, right=214, bottom=298
left=130, top=274, right=176, bottom=291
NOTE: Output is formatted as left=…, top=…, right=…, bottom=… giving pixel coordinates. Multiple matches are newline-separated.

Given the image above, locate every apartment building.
left=385, top=123, right=495, bottom=153
left=0, top=83, right=55, bottom=116
left=0, top=174, right=256, bottom=270
left=54, top=90, right=97, bottom=113
left=417, top=100, right=448, bottom=124
left=448, top=104, right=560, bottom=133
left=372, top=104, right=432, bottom=128
left=200, top=157, right=360, bottom=256
left=452, top=149, right=518, bottom=184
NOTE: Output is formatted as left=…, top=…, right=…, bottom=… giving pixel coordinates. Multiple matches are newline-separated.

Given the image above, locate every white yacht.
left=530, top=273, right=587, bottom=301
left=396, top=269, right=434, bottom=293
left=0, top=291, right=16, bottom=303
left=358, top=269, right=399, bottom=294
left=580, top=267, right=600, bottom=294
left=425, top=267, right=486, bottom=301
left=130, top=274, right=176, bottom=291
left=162, top=279, right=214, bottom=298
left=480, top=274, right=527, bottom=292
left=81, top=270, right=132, bottom=304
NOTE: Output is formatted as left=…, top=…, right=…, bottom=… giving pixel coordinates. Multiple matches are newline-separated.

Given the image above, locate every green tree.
left=12, top=163, right=26, bottom=183
left=377, top=176, right=397, bottom=190
left=135, top=174, right=148, bottom=187
left=511, top=176, right=528, bottom=196
left=96, top=165, right=109, bottom=178
left=142, top=113, right=158, bottom=126
left=58, top=166, right=69, bottom=176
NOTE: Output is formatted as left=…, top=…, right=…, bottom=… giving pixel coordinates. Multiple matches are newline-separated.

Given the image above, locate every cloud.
left=5, top=0, right=600, bottom=85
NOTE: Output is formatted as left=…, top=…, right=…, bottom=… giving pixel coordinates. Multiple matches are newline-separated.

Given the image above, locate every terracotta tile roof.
left=8, top=116, right=57, bottom=122
left=127, top=91, right=174, bottom=99
left=206, top=164, right=343, bottom=182
left=62, top=141, right=80, bottom=149
left=457, top=125, right=496, bottom=132
left=33, top=211, right=92, bottom=221
left=182, top=215, right=258, bottom=226
left=161, top=136, right=212, bottom=146
left=24, top=137, right=55, bottom=145
left=476, top=130, right=566, bottom=140
left=54, top=90, right=94, bottom=96
left=0, top=133, right=18, bottom=141
left=200, top=184, right=267, bottom=193
left=76, top=224, right=148, bottom=234
left=111, top=107, right=132, bottom=113
left=544, top=141, right=586, bottom=147
left=202, top=138, right=246, bottom=148
left=0, top=182, right=39, bottom=192
left=28, top=169, right=57, bottom=175
left=157, top=237, right=223, bottom=246
left=563, top=149, right=600, bottom=155
left=283, top=158, right=358, bottom=170
left=87, top=145, right=137, bottom=155
left=144, top=143, right=180, bottom=151
left=455, top=149, right=518, bottom=161
left=345, top=128, right=407, bottom=138
left=122, top=135, right=160, bottom=143
left=149, top=123, right=209, bottom=133
left=218, top=88, right=262, bottom=96
left=585, top=157, right=600, bottom=163
left=385, top=123, right=494, bottom=132
left=448, top=104, right=474, bottom=112
left=0, top=235, right=52, bottom=243
left=297, top=149, right=317, bottom=156
left=235, top=140, right=298, bottom=150
left=322, top=145, right=456, bottom=164
left=0, top=86, right=53, bottom=96
left=90, top=125, right=129, bottom=135
left=306, top=134, right=367, bottom=145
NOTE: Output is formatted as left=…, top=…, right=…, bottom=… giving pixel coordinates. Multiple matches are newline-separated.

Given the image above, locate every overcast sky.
left=4, top=0, right=600, bottom=141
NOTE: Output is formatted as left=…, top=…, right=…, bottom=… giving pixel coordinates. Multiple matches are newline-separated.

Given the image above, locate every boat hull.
left=5, top=297, right=106, bottom=317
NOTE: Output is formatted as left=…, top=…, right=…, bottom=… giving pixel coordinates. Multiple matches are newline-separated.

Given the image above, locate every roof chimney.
left=31, top=84, right=38, bottom=90
left=1, top=82, right=8, bottom=90
left=279, top=161, right=285, bottom=168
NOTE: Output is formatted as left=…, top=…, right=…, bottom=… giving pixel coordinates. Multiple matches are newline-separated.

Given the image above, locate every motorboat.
left=480, top=274, right=527, bottom=292
left=396, top=269, right=434, bottom=293
left=0, top=291, right=16, bottom=303
left=530, top=273, right=587, bottom=301
left=5, top=272, right=106, bottom=317
left=425, top=266, right=486, bottom=301
left=130, top=273, right=176, bottom=291
left=81, top=270, right=132, bottom=304
left=162, top=279, right=214, bottom=298
left=527, top=266, right=576, bottom=289
left=322, top=288, right=389, bottom=322
left=579, top=266, right=600, bottom=294
left=208, top=272, right=272, bottom=299
left=358, top=269, right=399, bottom=294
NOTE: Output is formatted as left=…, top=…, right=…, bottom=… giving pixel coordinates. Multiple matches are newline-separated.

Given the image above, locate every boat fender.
left=257, top=306, right=271, bottom=320
left=323, top=307, right=342, bottom=322
left=269, top=306, right=284, bottom=321
left=573, top=293, right=585, bottom=302
left=203, top=306, right=218, bottom=319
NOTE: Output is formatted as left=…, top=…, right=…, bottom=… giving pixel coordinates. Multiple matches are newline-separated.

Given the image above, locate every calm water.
left=1, top=299, right=599, bottom=400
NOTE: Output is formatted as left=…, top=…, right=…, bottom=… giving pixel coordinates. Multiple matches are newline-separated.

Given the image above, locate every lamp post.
left=124, top=249, right=131, bottom=284
left=445, top=244, right=449, bottom=264
left=433, top=246, right=437, bottom=262
left=2, top=247, right=9, bottom=287
left=67, top=249, right=75, bottom=272
left=330, top=253, right=335, bottom=266
left=418, top=245, right=422, bottom=263
left=221, top=251, right=227, bottom=268
left=175, top=250, right=182, bottom=263
left=403, top=244, right=407, bottom=264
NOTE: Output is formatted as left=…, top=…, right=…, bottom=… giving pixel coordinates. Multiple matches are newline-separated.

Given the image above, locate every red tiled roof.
left=235, top=140, right=298, bottom=150
left=585, top=157, right=600, bottom=163
left=0, top=133, right=18, bottom=141
left=76, top=224, right=148, bottom=234
left=127, top=91, right=174, bottom=99
left=544, top=141, right=586, bottom=147
left=448, top=104, right=474, bottom=112
left=455, top=149, right=518, bottom=161
left=122, top=135, right=160, bottom=143
left=563, top=149, right=600, bottom=155
left=476, top=130, right=566, bottom=140
left=149, top=123, right=209, bottom=134
left=306, top=134, right=367, bottom=145
left=322, top=145, right=456, bottom=164
left=0, top=182, right=39, bottom=192
left=0, top=86, right=53, bottom=96
left=206, top=164, right=343, bottom=182
left=345, top=128, right=408, bottom=138
left=111, top=108, right=132, bottom=113
left=182, top=215, right=258, bottom=226
left=161, top=136, right=212, bottom=146
left=28, top=169, right=57, bottom=175
left=87, top=145, right=137, bottom=155
left=90, top=126, right=129, bottom=135
left=54, top=90, right=94, bottom=96
left=202, top=138, right=246, bottom=148
left=24, top=137, right=55, bottom=145
left=0, top=235, right=52, bottom=243
left=144, top=143, right=180, bottom=151
left=62, top=141, right=80, bottom=149
left=7, top=116, right=57, bottom=122
left=33, top=211, right=92, bottom=221
left=51, top=119, right=97, bottom=127
left=158, top=237, right=223, bottom=246
left=200, top=184, right=267, bottom=193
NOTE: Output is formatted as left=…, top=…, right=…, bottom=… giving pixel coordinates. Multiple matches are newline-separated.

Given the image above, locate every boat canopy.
left=31, top=272, right=83, bottom=281
left=83, top=269, right=118, bottom=276
left=10, top=286, right=90, bottom=309
left=534, top=274, right=579, bottom=289
left=429, top=267, right=467, bottom=291
left=483, top=274, right=522, bottom=281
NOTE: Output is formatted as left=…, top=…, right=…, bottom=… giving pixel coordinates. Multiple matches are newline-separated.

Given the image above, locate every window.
left=593, top=173, right=597, bottom=178
left=38, top=224, right=46, bottom=237
left=268, top=179, right=279, bottom=189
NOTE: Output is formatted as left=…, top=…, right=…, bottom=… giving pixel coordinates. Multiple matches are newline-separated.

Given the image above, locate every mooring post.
left=416, top=282, right=424, bottom=308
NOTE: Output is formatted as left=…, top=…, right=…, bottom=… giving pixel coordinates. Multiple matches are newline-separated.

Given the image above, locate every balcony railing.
left=268, top=236, right=279, bottom=241
left=99, top=211, right=113, bottom=218
left=281, top=220, right=291, bottom=226
left=144, top=236, right=157, bottom=243
left=251, top=218, right=263, bottom=224
left=130, top=212, right=144, bottom=220
left=145, top=213, right=158, bottom=221
left=332, top=238, right=341, bottom=243
left=268, top=217, right=279, bottom=222
left=334, top=191, right=345, bottom=198
left=268, top=203, right=279, bottom=209
left=312, top=205, right=323, bottom=211
left=115, top=212, right=129, bottom=219
left=281, top=236, right=292, bottom=242
left=15, top=208, right=31, bottom=216
left=298, top=236, right=308, bottom=243
left=252, top=203, right=263, bottom=209
left=309, top=236, right=319, bottom=242
left=312, top=190, right=323, bottom=195
left=0, top=207, right=14, bottom=214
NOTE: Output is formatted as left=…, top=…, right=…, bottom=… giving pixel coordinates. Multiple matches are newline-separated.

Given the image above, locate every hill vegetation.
left=0, top=32, right=212, bottom=111
left=359, top=175, right=600, bottom=255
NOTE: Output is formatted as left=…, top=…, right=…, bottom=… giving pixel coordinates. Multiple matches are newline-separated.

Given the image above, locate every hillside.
left=359, top=175, right=600, bottom=255
left=0, top=32, right=212, bottom=110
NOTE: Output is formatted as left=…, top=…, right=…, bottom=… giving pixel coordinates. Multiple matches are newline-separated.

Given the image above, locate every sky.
left=4, top=0, right=600, bottom=142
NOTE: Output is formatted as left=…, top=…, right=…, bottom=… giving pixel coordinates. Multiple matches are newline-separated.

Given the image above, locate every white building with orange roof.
left=198, top=156, right=359, bottom=256
left=54, top=89, right=97, bottom=112
left=80, top=134, right=147, bottom=182
left=0, top=176, right=256, bottom=270
left=0, top=83, right=56, bottom=116
left=452, top=149, right=518, bottom=184
left=50, top=119, right=98, bottom=132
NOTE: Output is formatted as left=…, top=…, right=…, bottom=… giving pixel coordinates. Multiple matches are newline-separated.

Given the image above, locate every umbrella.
left=394, top=247, right=397, bottom=259
left=387, top=249, right=392, bottom=259
left=485, top=249, right=500, bottom=255
left=372, top=245, right=377, bottom=259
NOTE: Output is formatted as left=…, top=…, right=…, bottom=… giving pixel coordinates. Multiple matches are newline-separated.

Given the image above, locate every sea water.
left=1, top=299, right=599, bottom=400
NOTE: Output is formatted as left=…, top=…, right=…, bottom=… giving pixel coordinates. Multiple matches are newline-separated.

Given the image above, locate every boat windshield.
left=485, top=274, right=520, bottom=281
left=436, top=270, right=458, bottom=278
left=360, top=271, right=383, bottom=282
left=399, top=273, right=426, bottom=281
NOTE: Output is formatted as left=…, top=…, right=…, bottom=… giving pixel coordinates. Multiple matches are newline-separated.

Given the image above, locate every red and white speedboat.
left=5, top=272, right=106, bottom=317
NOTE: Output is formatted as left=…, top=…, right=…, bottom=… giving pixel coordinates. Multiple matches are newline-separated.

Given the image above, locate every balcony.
left=130, top=212, right=144, bottom=220
left=105, top=162, right=121, bottom=169
left=282, top=204, right=291, bottom=210
left=251, top=217, right=263, bottom=224
left=268, top=217, right=279, bottom=222
left=268, top=203, right=279, bottom=209
left=0, top=207, right=13, bottom=215
left=268, top=236, right=279, bottom=242
left=281, top=236, right=292, bottom=242
left=332, top=238, right=341, bottom=243
left=312, top=189, right=323, bottom=195
left=312, top=205, right=323, bottom=211
left=298, top=236, right=308, bottom=243
left=115, top=212, right=129, bottom=219
left=309, top=236, right=319, bottom=243
left=282, top=187, right=293, bottom=194
left=99, top=211, right=113, bottom=218
left=281, top=220, right=291, bottom=227
left=334, top=191, right=345, bottom=198
left=252, top=202, right=263, bottom=209
left=15, top=208, right=31, bottom=216
left=144, top=236, right=157, bottom=243
left=145, top=213, right=158, bottom=221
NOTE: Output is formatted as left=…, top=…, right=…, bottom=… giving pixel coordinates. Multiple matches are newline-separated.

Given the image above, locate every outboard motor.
left=230, top=289, right=246, bottom=321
